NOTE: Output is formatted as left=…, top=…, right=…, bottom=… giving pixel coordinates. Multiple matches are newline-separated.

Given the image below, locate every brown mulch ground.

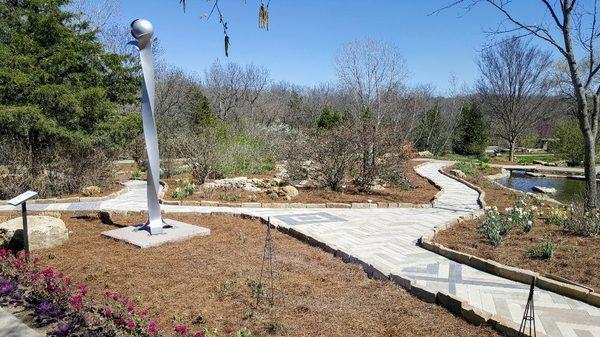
left=163, top=161, right=439, bottom=205
left=35, top=213, right=499, bottom=337
left=435, top=165, right=600, bottom=291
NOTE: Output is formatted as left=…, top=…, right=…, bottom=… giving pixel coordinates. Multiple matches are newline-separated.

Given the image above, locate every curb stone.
left=420, top=237, right=599, bottom=308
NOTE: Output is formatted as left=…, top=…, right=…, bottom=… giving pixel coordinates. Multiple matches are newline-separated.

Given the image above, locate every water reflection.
left=496, top=170, right=591, bottom=203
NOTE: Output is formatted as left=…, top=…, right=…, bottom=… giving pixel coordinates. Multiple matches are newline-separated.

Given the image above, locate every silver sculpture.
left=130, top=19, right=163, bottom=235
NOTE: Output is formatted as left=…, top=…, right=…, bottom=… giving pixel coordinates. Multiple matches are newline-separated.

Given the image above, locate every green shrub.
left=563, top=208, right=600, bottom=237
left=550, top=119, right=600, bottom=166
left=131, top=170, right=142, bottom=180
left=171, top=180, right=195, bottom=200
left=456, top=161, right=476, bottom=176
left=526, top=240, right=555, bottom=259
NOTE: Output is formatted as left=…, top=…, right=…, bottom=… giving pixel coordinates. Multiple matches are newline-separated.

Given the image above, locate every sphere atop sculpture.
left=130, top=19, right=153, bottom=40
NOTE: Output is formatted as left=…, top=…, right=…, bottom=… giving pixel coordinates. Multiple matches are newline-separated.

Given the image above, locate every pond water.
left=496, top=170, right=589, bottom=203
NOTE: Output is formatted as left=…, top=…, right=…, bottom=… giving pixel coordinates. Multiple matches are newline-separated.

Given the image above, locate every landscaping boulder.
left=450, top=169, right=467, bottom=179
left=81, top=185, right=102, bottom=196
left=282, top=185, right=299, bottom=197
left=418, top=150, right=434, bottom=158
left=0, top=216, right=68, bottom=250
left=532, top=186, right=557, bottom=195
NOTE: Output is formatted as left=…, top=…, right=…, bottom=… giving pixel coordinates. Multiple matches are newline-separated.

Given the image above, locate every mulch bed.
left=435, top=165, right=600, bottom=291
left=34, top=212, right=499, bottom=337
left=163, top=161, right=439, bottom=205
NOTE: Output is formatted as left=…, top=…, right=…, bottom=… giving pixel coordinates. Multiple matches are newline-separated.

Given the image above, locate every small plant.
left=480, top=198, right=537, bottom=245
left=244, top=310, right=255, bottom=320
left=203, top=327, right=219, bottom=337
left=563, top=207, right=600, bottom=237
left=236, top=328, right=252, bottom=337
left=221, top=279, right=237, bottom=294
left=172, top=180, right=195, bottom=200
left=526, top=240, right=555, bottom=259
left=481, top=206, right=502, bottom=246
left=249, top=194, right=258, bottom=202
left=237, top=231, right=248, bottom=243
left=131, top=170, right=142, bottom=180
left=456, top=161, right=475, bottom=176
left=218, top=193, right=241, bottom=202
left=544, top=207, right=568, bottom=226
left=248, top=279, right=265, bottom=298
left=267, top=322, right=283, bottom=334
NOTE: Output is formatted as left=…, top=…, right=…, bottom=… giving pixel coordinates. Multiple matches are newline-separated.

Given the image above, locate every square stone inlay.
left=273, top=212, right=346, bottom=226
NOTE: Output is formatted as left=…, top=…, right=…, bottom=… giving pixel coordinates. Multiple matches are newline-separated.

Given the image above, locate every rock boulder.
left=532, top=186, right=557, bottom=195
left=0, top=216, right=68, bottom=250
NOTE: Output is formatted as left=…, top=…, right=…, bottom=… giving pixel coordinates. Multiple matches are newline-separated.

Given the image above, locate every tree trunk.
left=509, top=141, right=516, bottom=162
left=583, top=131, right=598, bottom=210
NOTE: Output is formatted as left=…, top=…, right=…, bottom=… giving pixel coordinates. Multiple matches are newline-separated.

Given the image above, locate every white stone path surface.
left=1, top=161, right=599, bottom=337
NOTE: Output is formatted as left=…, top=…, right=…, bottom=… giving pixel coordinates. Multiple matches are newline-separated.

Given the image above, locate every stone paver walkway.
left=1, top=161, right=599, bottom=336
left=0, top=307, right=42, bottom=337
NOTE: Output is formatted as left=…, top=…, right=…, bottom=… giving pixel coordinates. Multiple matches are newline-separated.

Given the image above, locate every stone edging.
left=419, top=222, right=600, bottom=308
left=0, top=184, right=130, bottom=206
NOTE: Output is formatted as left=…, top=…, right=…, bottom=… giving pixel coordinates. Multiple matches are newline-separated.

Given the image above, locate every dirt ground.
left=163, top=161, right=439, bottom=205
left=34, top=213, right=499, bottom=337
left=436, top=165, right=600, bottom=291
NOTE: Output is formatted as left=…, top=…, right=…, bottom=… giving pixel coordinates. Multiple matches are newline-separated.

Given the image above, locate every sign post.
left=8, top=190, right=38, bottom=257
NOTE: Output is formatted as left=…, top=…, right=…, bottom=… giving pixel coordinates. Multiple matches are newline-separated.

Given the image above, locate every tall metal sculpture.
left=130, top=19, right=163, bottom=235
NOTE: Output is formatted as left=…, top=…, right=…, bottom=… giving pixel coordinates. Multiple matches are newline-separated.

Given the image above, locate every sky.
left=102, top=0, right=547, bottom=94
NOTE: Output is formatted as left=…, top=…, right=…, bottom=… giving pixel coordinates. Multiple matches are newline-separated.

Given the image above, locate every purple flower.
left=1, top=282, right=15, bottom=294
left=37, top=302, right=52, bottom=314
left=51, top=322, right=73, bottom=336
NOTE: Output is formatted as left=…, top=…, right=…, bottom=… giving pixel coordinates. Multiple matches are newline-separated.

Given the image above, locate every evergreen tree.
left=452, top=102, right=488, bottom=156
left=317, top=106, right=344, bottom=129
left=0, top=0, right=138, bottom=197
left=416, top=106, right=445, bottom=155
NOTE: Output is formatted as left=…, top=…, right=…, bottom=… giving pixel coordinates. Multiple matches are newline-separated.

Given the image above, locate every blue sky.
left=108, top=1, right=546, bottom=94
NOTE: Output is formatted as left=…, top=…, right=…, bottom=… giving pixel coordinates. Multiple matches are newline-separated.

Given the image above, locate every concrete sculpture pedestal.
left=102, top=219, right=210, bottom=249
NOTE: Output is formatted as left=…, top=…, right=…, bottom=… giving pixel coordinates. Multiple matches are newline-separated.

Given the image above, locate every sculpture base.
left=102, top=219, right=210, bottom=248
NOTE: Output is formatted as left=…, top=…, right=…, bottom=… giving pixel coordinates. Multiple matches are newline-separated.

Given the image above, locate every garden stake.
left=257, top=217, right=284, bottom=307
left=518, top=277, right=537, bottom=337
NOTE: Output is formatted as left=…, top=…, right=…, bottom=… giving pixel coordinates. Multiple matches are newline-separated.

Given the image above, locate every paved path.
left=0, top=307, right=42, bottom=337
left=1, top=161, right=599, bottom=336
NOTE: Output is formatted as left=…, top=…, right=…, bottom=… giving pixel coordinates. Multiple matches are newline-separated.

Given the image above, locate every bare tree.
left=335, top=38, right=408, bottom=187
left=439, top=0, right=600, bottom=210
left=204, top=61, right=271, bottom=125
left=477, top=37, right=553, bottom=161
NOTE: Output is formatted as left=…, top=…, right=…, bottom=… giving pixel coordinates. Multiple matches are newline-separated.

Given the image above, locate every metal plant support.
left=518, top=277, right=537, bottom=337
left=129, top=19, right=163, bottom=235
left=257, top=217, right=284, bottom=307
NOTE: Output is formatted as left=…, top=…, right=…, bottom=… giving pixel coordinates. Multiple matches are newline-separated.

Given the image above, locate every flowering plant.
left=0, top=249, right=166, bottom=336
left=481, top=198, right=537, bottom=246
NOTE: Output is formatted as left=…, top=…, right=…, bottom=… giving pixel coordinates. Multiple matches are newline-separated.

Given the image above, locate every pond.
left=496, top=170, right=590, bottom=203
